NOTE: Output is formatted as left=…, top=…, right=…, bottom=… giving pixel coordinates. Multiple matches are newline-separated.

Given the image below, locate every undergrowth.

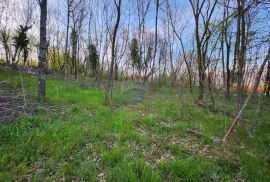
left=0, top=70, right=269, bottom=181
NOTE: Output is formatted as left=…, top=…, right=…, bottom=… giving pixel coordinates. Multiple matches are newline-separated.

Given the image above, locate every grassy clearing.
left=0, top=70, right=269, bottom=181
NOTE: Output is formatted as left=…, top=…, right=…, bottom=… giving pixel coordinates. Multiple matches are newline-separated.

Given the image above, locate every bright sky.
left=0, top=0, right=269, bottom=65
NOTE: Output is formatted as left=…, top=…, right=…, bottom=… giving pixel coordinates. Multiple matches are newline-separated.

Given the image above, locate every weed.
left=0, top=70, right=269, bottom=181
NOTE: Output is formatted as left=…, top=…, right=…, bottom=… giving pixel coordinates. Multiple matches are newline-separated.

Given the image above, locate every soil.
left=0, top=93, right=36, bottom=124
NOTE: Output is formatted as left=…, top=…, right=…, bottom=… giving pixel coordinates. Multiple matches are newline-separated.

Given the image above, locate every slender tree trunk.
left=234, top=0, right=241, bottom=117
left=37, top=0, right=47, bottom=102
left=224, top=0, right=231, bottom=99
left=225, top=33, right=231, bottom=99
left=71, top=28, right=78, bottom=80
left=105, top=0, right=121, bottom=105
left=148, top=0, right=159, bottom=111
left=114, top=63, right=118, bottom=80
left=11, top=47, right=19, bottom=70
left=265, top=60, right=270, bottom=97
left=64, top=0, right=70, bottom=92
left=221, top=12, right=226, bottom=99
left=195, top=15, right=204, bottom=100
left=76, top=34, right=80, bottom=82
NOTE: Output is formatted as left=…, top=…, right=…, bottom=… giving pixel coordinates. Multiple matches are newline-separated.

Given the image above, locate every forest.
left=0, top=0, right=270, bottom=181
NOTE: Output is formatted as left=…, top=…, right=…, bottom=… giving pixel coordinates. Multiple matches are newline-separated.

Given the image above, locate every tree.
left=36, top=0, right=47, bottom=102
left=130, top=38, right=141, bottom=76
left=223, top=0, right=233, bottom=100
left=188, top=0, right=217, bottom=100
left=64, top=0, right=83, bottom=90
left=64, top=0, right=71, bottom=91
left=12, top=25, right=32, bottom=68
left=0, top=0, right=11, bottom=65
left=105, top=0, right=121, bottom=105
left=167, top=0, right=193, bottom=92
left=0, top=30, right=11, bottom=65
left=87, top=44, right=99, bottom=78
left=135, top=0, right=152, bottom=79
left=148, top=0, right=159, bottom=111
left=70, top=0, right=85, bottom=81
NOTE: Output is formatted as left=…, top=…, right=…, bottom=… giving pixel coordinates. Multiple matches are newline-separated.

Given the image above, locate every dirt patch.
left=134, top=121, right=220, bottom=163
left=0, top=81, right=23, bottom=93
left=170, top=134, right=222, bottom=161
left=0, top=93, right=37, bottom=124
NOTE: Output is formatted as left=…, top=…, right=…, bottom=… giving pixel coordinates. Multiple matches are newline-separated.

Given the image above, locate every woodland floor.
left=0, top=69, right=270, bottom=181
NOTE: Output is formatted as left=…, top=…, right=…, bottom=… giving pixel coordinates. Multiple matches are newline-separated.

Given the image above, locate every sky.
left=0, top=0, right=269, bottom=68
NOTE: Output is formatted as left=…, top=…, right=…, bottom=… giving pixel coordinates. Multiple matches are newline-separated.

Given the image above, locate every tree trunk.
left=225, top=31, right=231, bottom=100
left=71, top=28, right=78, bottom=80
left=64, top=0, right=70, bottom=92
left=195, top=15, right=204, bottom=100
left=76, top=35, right=80, bottom=82
left=11, top=47, right=19, bottom=70
left=148, top=0, right=159, bottom=111
left=37, top=0, right=47, bottom=102
left=114, top=62, right=118, bottom=80
left=221, top=12, right=226, bottom=99
left=105, top=0, right=121, bottom=105
left=265, top=60, right=270, bottom=97
left=224, top=1, right=232, bottom=98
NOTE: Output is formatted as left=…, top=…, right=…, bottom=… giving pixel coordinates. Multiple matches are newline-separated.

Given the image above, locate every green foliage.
left=130, top=38, right=141, bottom=71
left=240, top=152, right=270, bottom=182
left=160, top=158, right=213, bottom=181
left=108, top=159, right=161, bottom=182
left=71, top=104, right=80, bottom=113
left=0, top=70, right=269, bottom=181
left=129, top=37, right=153, bottom=74
left=101, top=146, right=122, bottom=166
left=87, top=44, right=99, bottom=76
left=12, top=25, right=32, bottom=64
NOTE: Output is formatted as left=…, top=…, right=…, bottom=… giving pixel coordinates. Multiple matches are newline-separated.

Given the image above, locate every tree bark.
left=71, top=28, right=78, bottom=79
left=37, top=0, right=47, bottom=102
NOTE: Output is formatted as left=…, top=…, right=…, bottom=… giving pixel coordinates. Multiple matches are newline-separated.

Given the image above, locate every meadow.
left=0, top=70, right=269, bottom=181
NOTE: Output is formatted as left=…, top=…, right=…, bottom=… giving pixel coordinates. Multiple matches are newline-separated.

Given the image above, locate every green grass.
left=0, top=70, right=270, bottom=181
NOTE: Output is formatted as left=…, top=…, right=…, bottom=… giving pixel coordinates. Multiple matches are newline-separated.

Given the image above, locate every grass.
left=0, top=70, right=270, bottom=181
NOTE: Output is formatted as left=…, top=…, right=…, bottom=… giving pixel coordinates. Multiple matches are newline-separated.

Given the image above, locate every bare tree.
left=166, top=0, right=193, bottom=93
left=148, top=0, right=159, bottom=111
left=105, top=0, right=122, bottom=105
left=63, top=0, right=82, bottom=91
left=70, top=0, right=84, bottom=81
left=223, top=0, right=233, bottom=99
left=64, top=0, right=71, bottom=91
left=189, top=0, right=218, bottom=100
left=0, top=0, right=11, bottom=65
